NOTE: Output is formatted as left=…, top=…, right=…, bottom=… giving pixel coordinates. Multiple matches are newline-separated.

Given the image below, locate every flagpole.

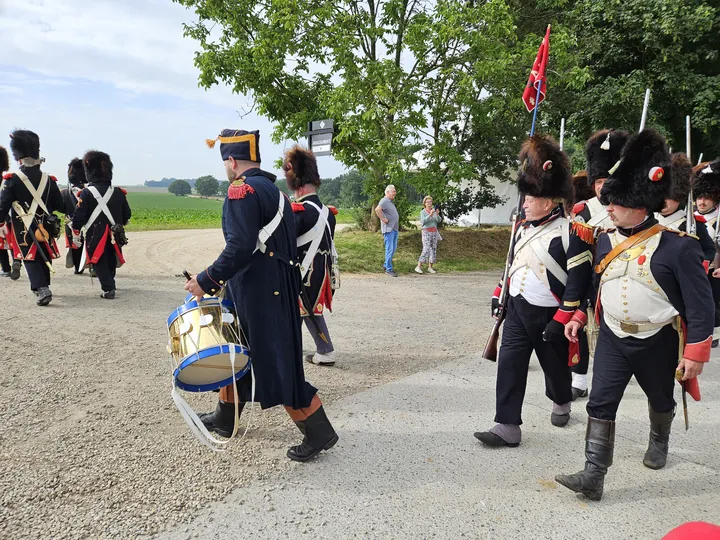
left=530, top=83, right=543, bottom=136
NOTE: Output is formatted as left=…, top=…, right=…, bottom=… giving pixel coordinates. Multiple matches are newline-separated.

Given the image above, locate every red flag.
left=522, top=25, right=551, bottom=113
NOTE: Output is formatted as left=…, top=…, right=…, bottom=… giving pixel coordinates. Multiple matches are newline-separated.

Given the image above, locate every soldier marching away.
left=656, top=153, right=715, bottom=262
left=283, top=145, right=339, bottom=366
left=61, top=158, right=87, bottom=274
left=0, top=130, right=64, bottom=305
left=572, top=129, right=630, bottom=228
left=693, top=159, right=720, bottom=348
left=474, top=134, right=594, bottom=448
left=186, top=129, right=338, bottom=462
left=71, top=151, right=131, bottom=299
left=0, top=146, right=11, bottom=277
left=556, top=129, right=713, bottom=501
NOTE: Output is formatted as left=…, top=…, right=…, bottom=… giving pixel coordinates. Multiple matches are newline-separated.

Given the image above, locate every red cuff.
left=553, top=309, right=573, bottom=325
left=571, top=309, right=588, bottom=327
left=492, top=285, right=501, bottom=299
left=703, top=260, right=710, bottom=273
left=684, top=336, right=712, bottom=363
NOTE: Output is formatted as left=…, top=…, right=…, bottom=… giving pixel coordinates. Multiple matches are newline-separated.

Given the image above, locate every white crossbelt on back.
left=254, top=192, right=285, bottom=254
left=85, top=186, right=117, bottom=229
left=11, top=171, right=49, bottom=231
left=297, top=201, right=335, bottom=279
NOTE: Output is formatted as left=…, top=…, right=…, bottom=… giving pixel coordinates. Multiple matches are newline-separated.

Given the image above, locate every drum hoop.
left=173, top=344, right=252, bottom=393
left=167, top=298, right=236, bottom=327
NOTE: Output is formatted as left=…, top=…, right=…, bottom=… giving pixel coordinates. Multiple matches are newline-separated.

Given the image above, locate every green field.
left=125, top=191, right=223, bottom=231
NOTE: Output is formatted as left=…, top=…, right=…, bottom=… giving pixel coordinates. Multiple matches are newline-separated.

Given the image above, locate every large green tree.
left=175, top=0, right=525, bottom=223
left=194, top=175, right=219, bottom=197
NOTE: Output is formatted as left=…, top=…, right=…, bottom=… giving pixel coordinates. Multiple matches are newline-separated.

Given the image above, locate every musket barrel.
left=639, top=89, right=651, bottom=132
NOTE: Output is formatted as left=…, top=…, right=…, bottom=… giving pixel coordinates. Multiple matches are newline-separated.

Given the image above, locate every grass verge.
left=335, top=227, right=509, bottom=274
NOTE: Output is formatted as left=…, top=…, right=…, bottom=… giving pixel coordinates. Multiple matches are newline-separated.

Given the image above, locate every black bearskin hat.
left=599, top=129, right=670, bottom=213
left=83, top=150, right=113, bottom=182
left=0, top=146, right=8, bottom=174
left=283, top=145, right=321, bottom=191
left=668, top=153, right=692, bottom=205
left=585, top=129, right=630, bottom=186
left=67, top=158, right=86, bottom=188
left=692, top=160, right=720, bottom=202
left=571, top=170, right=594, bottom=204
left=517, top=134, right=572, bottom=202
left=9, top=130, right=40, bottom=160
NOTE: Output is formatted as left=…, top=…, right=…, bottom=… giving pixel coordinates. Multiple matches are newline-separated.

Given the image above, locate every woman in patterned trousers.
left=415, top=196, right=442, bottom=274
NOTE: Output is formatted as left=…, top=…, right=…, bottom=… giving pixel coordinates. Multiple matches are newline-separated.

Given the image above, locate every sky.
left=0, top=0, right=347, bottom=185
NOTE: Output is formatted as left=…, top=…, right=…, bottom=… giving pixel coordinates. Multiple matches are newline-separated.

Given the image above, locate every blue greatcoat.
left=197, top=168, right=317, bottom=410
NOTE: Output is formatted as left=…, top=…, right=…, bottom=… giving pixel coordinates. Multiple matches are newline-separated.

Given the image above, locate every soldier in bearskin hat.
left=0, top=130, right=64, bottom=305
left=0, top=145, right=11, bottom=277
left=283, top=145, right=339, bottom=366
left=556, top=129, right=713, bottom=501
left=185, top=129, right=338, bottom=462
left=61, top=158, right=87, bottom=274
left=573, top=129, right=630, bottom=228
left=692, top=159, right=720, bottom=347
left=71, top=151, right=132, bottom=299
left=657, top=153, right=715, bottom=261
left=474, top=134, right=594, bottom=448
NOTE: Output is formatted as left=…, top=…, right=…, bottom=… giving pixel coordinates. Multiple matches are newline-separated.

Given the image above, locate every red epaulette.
left=695, top=214, right=707, bottom=224
left=2, top=173, right=12, bottom=180
left=228, top=177, right=255, bottom=200
left=327, top=205, right=339, bottom=216
left=119, top=188, right=128, bottom=194
left=49, top=175, right=58, bottom=182
left=570, top=221, right=595, bottom=245
left=291, top=202, right=305, bottom=213
left=572, top=201, right=587, bottom=215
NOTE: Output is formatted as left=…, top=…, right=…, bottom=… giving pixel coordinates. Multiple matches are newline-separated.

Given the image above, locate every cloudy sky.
left=0, top=0, right=346, bottom=185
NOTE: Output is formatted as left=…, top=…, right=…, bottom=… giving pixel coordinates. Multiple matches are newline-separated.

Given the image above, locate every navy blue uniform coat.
left=197, top=168, right=317, bottom=410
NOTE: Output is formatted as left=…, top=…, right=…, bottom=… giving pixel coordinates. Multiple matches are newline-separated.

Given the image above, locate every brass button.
left=219, top=280, right=224, bottom=285
left=625, top=316, right=630, bottom=320
left=273, top=291, right=279, bottom=296
left=269, top=252, right=274, bottom=257
left=623, top=302, right=628, bottom=305
left=539, top=263, right=545, bottom=267
left=647, top=280, right=652, bottom=284
left=623, top=309, right=628, bottom=313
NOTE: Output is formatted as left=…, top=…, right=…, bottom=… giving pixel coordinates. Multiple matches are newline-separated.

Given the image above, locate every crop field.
left=124, top=191, right=223, bottom=231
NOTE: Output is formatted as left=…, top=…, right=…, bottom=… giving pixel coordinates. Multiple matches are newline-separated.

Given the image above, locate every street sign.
left=308, top=119, right=334, bottom=157
left=311, top=119, right=334, bottom=132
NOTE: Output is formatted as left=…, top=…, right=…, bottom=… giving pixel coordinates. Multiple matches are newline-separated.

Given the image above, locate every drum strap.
left=12, top=171, right=49, bottom=231
left=255, top=192, right=285, bottom=254
left=170, top=356, right=256, bottom=452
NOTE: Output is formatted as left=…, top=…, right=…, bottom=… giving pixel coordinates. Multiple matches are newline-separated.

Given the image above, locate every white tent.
left=454, top=175, right=518, bottom=226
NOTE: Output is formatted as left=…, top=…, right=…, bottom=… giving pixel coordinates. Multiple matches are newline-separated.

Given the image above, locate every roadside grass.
left=335, top=226, right=509, bottom=274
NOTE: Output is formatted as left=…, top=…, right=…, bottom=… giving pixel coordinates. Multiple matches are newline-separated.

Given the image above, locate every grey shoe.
left=572, top=387, right=589, bottom=401
left=385, top=270, right=398, bottom=277
left=551, top=413, right=570, bottom=427
left=36, top=287, right=52, bottom=306
left=0, top=271, right=10, bottom=278
left=100, top=290, right=116, bottom=299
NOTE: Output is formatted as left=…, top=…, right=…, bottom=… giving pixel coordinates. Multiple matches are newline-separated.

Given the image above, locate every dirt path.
left=0, top=229, right=496, bottom=539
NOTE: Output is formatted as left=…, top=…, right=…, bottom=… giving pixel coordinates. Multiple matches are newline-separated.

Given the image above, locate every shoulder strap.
left=255, top=192, right=285, bottom=254
left=15, top=170, right=50, bottom=214
left=595, top=223, right=666, bottom=274
left=561, top=220, right=570, bottom=253
left=86, top=186, right=116, bottom=228
left=298, top=201, right=330, bottom=279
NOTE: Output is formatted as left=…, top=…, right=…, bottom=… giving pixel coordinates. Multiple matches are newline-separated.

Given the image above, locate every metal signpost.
left=307, top=119, right=334, bottom=156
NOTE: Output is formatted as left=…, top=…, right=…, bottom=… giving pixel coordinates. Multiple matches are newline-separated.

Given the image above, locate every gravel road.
left=0, top=229, right=496, bottom=539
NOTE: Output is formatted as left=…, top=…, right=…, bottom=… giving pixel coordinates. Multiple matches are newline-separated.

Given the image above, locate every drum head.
left=174, top=343, right=251, bottom=393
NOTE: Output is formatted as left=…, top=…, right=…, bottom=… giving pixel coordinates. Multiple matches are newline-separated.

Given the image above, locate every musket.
left=559, top=118, right=565, bottom=151
left=686, top=116, right=696, bottom=235
left=639, top=88, right=651, bottom=132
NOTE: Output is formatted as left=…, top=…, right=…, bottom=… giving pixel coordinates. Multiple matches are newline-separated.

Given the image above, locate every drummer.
left=185, top=129, right=338, bottom=462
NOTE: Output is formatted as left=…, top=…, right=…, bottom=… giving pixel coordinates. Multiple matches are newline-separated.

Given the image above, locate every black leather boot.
left=643, top=404, right=674, bottom=470
left=198, top=401, right=244, bottom=438
left=287, top=406, right=339, bottom=462
left=555, top=417, right=615, bottom=501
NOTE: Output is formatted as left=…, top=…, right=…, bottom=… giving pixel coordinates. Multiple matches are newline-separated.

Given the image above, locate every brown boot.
left=555, top=417, right=615, bottom=501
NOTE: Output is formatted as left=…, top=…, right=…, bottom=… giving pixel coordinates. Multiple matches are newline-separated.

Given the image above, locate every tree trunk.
left=369, top=204, right=381, bottom=232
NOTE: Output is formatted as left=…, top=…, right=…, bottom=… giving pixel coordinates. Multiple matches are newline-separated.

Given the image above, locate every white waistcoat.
left=600, top=230, right=678, bottom=339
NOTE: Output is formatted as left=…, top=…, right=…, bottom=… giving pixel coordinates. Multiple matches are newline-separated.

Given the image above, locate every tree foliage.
left=194, top=175, right=219, bottom=197
left=168, top=179, right=192, bottom=196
